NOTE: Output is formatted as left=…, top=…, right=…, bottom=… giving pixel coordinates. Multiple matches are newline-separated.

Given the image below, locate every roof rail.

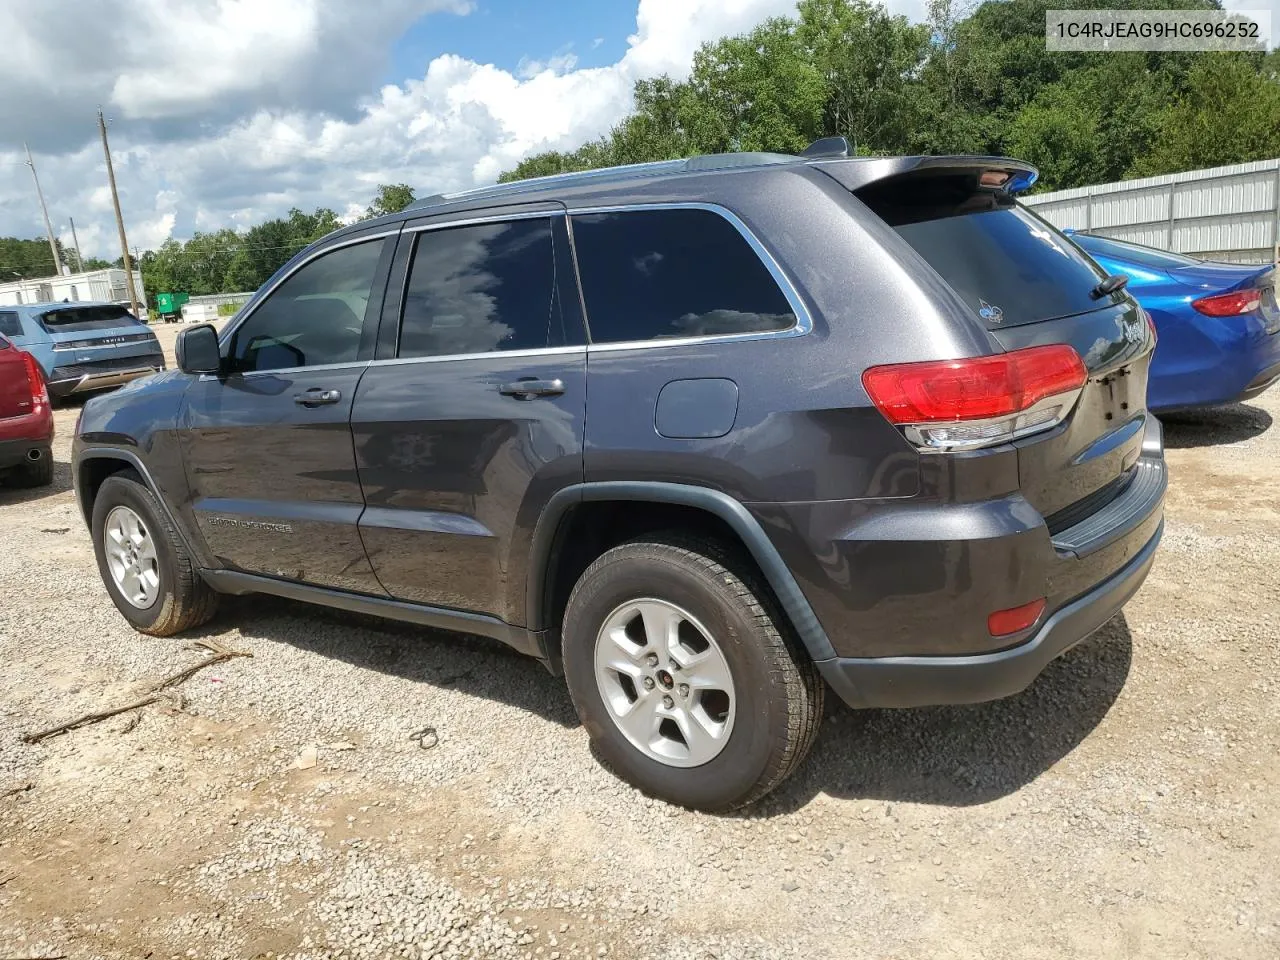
left=403, top=151, right=804, bottom=213
left=404, top=159, right=690, bottom=212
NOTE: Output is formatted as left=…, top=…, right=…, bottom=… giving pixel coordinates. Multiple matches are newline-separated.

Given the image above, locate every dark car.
left=0, top=333, right=54, bottom=487
left=1065, top=232, right=1279, bottom=411
left=72, top=145, right=1166, bottom=810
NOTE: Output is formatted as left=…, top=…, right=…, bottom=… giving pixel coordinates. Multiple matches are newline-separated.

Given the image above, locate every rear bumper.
left=47, top=358, right=165, bottom=398
left=1149, top=316, right=1280, bottom=410
left=751, top=414, right=1166, bottom=706
left=1236, top=360, right=1280, bottom=403
left=816, top=520, right=1162, bottom=707
left=0, top=436, right=52, bottom=471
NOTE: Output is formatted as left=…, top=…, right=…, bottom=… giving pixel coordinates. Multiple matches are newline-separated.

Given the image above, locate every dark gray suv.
left=73, top=144, right=1166, bottom=810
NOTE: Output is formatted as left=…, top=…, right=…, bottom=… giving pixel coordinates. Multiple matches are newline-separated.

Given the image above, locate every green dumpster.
left=156, top=291, right=190, bottom=323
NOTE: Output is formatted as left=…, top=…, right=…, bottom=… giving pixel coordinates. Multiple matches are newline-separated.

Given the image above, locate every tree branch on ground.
left=19, top=640, right=252, bottom=745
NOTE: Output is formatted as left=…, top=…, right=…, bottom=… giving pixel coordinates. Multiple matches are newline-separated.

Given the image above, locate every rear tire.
left=91, top=472, right=219, bottom=636
left=562, top=535, right=823, bottom=811
left=6, top=453, right=53, bottom=488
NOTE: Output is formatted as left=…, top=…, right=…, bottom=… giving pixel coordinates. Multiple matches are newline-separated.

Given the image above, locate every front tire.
left=562, top=536, right=823, bottom=811
left=91, top=472, right=218, bottom=636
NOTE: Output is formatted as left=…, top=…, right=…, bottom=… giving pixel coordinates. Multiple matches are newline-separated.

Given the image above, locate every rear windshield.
left=37, top=305, right=145, bottom=333
left=1074, top=233, right=1202, bottom=269
left=0, top=311, right=21, bottom=338
left=857, top=174, right=1111, bottom=328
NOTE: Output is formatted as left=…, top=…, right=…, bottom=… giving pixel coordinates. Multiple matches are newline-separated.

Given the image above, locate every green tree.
left=182, top=229, right=242, bottom=295
left=237, top=207, right=342, bottom=291
left=222, top=248, right=258, bottom=292
left=797, top=0, right=929, bottom=154
left=1130, top=54, right=1280, bottom=176
left=1006, top=56, right=1175, bottom=189
left=497, top=149, right=600, bottom=184
left=365, top=183, right=416, bottom=218
left=0, top=237, right=71, bottom=280
left=681, top=18, right=827, bottom=154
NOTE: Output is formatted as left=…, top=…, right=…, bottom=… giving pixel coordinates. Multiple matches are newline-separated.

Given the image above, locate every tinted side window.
left=230, top=239, right=384, bottom=372
left=570, top=209, right=796, bottom=344
left=399, top=218, right=566, bottom=359
left=0, top=312, right=21, bottom=338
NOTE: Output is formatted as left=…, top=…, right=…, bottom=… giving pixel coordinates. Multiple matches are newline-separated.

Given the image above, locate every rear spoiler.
left=809, top=155, right=1039, bottom=195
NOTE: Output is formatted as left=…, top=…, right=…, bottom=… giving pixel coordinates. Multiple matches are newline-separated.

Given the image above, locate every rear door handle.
left=294, top=387, right=342, bottom=406
left=499, top=378, right=565, bottom=400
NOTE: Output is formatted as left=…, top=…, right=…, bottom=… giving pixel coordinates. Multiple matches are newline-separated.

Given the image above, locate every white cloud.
left=1223, top=0, right=1279, bottom=45
left=517, top=51, right=581, bottom=80
left=0, top=0, right=471, bottom=147
left=3, top=0, right=941, bottom=260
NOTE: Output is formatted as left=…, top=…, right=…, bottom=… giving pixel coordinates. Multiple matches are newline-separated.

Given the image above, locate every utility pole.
left=69, top=217, right=85, bottom=273
left=24, top=142, right=64, bottom=278
left=98, top=109, right=141, bottom=318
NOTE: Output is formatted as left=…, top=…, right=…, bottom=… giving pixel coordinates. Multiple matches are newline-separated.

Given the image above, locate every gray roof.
left=327, top=148, right=1037, bottom=244
left=404, top=152, right=799, bottom=213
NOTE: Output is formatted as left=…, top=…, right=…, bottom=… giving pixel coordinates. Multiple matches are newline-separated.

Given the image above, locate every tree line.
left=499, top=0, right=1280, bottom=190
left=136, top=184, right=416, bottom=306
left=0, top=237, right=112, bottom=282
left=0, top=184, right=416, bottom=308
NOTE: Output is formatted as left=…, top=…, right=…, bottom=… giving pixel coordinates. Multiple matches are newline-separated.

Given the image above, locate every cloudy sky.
left=0, top=0, right=1273, bottom=263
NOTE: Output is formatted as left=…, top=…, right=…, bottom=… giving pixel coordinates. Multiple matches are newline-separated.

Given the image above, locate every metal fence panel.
left=1025, top=159, right=1280, bottom=263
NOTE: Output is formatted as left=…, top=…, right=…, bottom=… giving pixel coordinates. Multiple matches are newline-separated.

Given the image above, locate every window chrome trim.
left=216, top=228, right=401, bottom=351
left=566, top=202, right=814, bottom=352
left=199, top=360, right=371, bottom=381
left=402, top=209, right=563, bottom=235
left=368, top=345, right=586, bottom=368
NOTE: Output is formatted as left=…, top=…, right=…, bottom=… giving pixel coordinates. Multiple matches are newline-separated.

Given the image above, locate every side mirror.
left=176, top=324, right=222, bottom=375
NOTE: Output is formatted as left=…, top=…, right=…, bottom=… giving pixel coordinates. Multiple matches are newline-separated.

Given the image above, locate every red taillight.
left=862, top=345, right=1087, bottom=451
left=988, top=598, right=1046, bottom=637
left=1192, top=289, right=1262, bottom=317
left=18, top=350, right=49, bottom=415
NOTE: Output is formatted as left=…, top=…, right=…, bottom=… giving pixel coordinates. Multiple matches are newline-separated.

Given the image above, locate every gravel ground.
left=1, top=339, right=1277, bottom=959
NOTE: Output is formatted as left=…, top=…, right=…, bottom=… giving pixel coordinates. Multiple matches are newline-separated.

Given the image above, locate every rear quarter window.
left=570, top=208, right=796, bottom=344
left=0, top=311, right=22, bottom=338
left=858, top=175, right=1111, bottom=328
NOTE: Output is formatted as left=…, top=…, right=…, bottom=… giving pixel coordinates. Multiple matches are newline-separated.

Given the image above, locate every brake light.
left=1192, top=289, right=1262, bottom=317
left=18, top=350, right=49, bottom=417
left=862, top=345, right=1087, bottom=452
left=988, top=598, right=1046, bottom=637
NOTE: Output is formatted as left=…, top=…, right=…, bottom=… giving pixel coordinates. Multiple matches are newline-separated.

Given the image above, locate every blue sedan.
left=1067, top=232, right=1280, bottom=411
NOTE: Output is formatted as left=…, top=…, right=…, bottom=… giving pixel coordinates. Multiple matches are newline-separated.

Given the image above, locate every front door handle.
left=499, top=378, right=565, bottom=400
left=294, top=387, right=342, bottom=407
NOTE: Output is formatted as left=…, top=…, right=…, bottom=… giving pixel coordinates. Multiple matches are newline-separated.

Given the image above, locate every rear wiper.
left=1090, top=273, right=1129, bottom=299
